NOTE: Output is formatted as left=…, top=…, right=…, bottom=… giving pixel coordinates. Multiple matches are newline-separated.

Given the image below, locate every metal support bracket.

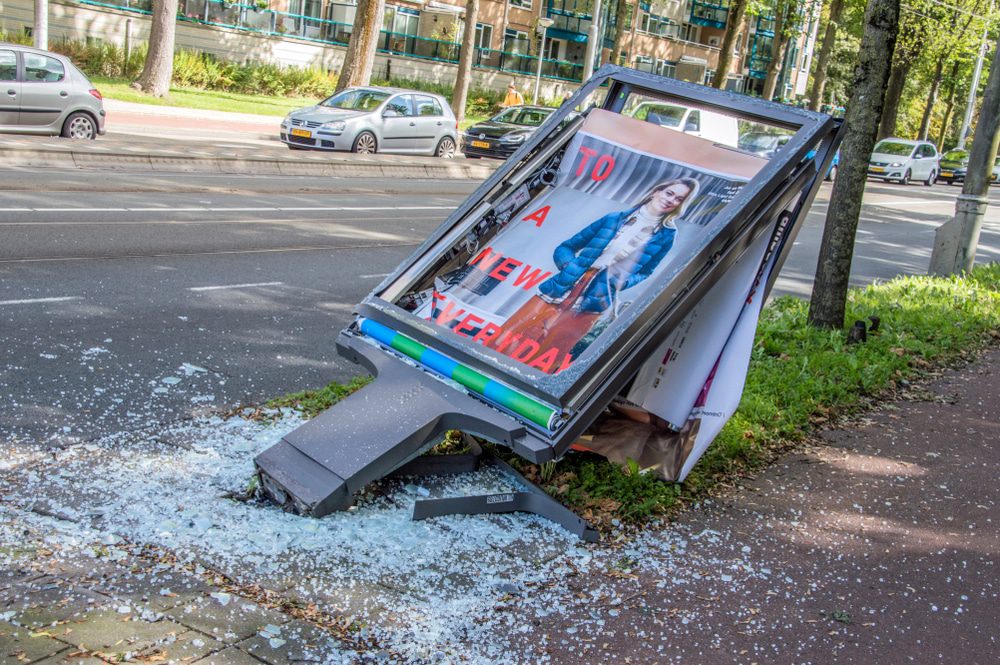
left=395, top=436, right=599, bottom=543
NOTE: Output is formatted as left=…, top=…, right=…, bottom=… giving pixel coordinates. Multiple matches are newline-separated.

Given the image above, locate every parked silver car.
left=0, top=43, right=106, bottom=139
left=280, top=86, right=458, bottom=157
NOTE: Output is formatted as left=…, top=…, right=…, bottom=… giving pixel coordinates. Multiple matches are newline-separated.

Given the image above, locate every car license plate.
left=291, top=128, right=312, bottom=138
left=940, top=170, right=953, bottom=177
left=471, top=140, right=490, bottom=148
left=870, top=166, right=885, bottom=173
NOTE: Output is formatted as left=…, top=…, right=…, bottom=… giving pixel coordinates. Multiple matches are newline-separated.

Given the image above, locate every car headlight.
left=321, top=120, right=346, bottom=132
left=889, top=162, right=903, bottom=167
left=500, top=132, right=528, bottom=144
left=281, top=116, right=290, bottom=128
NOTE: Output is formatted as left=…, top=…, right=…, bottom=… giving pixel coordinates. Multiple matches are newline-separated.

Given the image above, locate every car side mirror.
left=383, top=109, right=400, bottom=118
left=913, top=154, right=923, bottom=160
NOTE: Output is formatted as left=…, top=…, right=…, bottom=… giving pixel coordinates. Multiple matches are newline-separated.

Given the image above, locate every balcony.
left=689, top=0, right=729, bottom=29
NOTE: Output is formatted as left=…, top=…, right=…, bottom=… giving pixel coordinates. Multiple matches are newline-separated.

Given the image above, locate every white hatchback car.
left=868, top=138, right=939, bottom=185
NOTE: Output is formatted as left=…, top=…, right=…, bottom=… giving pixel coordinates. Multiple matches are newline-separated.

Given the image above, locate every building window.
left=384, top=5, right=419, bottom=36
left=634, top=54, right=654, bottom=74
left=475, top=22, right=494, bottom=50
left=504, top=28, right=529, bottom=54
left=510, top=0, right=532, bottom=9
left=655, top=59, right=676, bottom=78
left=638, top=12, right=684, bottom=40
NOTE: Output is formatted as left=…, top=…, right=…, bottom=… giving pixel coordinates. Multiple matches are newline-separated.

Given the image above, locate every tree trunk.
left=33, top=0, right=48, bottom=50
left=808, top=0, right=844, bottom=110
left=452, top=0, right=480, bottom=123
left=611, top=0, right=631, bottom=66
left=712, top=0, right=749, bottom=89
left=135, top=0, right=178, bottom=97
left=876, top=59, right=908, bottom=139
left=762, top=2, right=790, bottom=100
left=937, top=61, right=961, bottom=149
left=918, top=58, right=945, bottom=140
left=808, top=0, right=901, bottom=329
left=335, top=0, right=385, bottom=92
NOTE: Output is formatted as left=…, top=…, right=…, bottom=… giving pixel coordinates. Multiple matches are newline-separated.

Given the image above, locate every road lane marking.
left=0, top=241, right=421, bottom=264
left=360, top=273, right=391, bottom=279
left=0, top=296, right=81, bottom=305
left=1, top=205, right=455, bottom=215
left=188, top=281, right=285, bottom=292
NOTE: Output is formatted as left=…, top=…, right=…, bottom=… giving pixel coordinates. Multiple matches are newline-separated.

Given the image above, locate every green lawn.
left=93, top=76, right=491, bottom=130
left=93, top=76, right=317, bottom=116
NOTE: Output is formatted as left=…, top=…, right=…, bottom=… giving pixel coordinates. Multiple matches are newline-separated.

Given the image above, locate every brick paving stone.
left=237, top=619, right=347, bottom=665
left=192, top=646, right=268, bottom=665
left=56, top=609, right=189, bottom=655
left=0, top=621, right=70, bottom=663
left=2, top=577, right=110, bottom=629
left=167, top=596, right=290, bottom=645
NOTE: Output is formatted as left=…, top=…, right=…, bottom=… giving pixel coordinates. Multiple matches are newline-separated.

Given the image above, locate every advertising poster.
left=411, top=109, right=765, bottom=375
left=574, top=221, right=781, bottom=481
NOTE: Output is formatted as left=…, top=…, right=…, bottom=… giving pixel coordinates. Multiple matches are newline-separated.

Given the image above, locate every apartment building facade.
left=3, top=0, right=820, bottom=97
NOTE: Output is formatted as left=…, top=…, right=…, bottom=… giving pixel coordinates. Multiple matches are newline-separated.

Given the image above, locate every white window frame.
left=475, top=22, right=493, bottom=50
left=510, top=0, right=532, bottom=9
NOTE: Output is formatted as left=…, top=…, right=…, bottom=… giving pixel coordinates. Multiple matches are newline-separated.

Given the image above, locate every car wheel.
left=826, top=165, right=837, bottom=182
left=61, top=112, right=96, bottom=140
left=352, top=131, right=377, bottom=154
left=435, top=137, right=457, bottom=159
left=900, top=169, right=911, bottom=186
left=924, top=169, right=936, bottom=186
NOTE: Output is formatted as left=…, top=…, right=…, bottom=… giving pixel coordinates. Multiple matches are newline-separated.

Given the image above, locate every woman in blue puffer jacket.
left=490, top=177, right=700, bottom=371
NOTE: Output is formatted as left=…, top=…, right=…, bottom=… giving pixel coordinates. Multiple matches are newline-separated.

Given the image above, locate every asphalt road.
left=2, top=166, right=999, bottom=447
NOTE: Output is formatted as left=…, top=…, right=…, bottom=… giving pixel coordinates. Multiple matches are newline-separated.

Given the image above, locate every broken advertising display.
left=255, top=67, right=842, bottom=524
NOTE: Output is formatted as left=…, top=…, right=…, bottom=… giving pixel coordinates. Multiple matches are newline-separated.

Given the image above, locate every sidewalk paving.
left=1, top=346, right=997, bottom=664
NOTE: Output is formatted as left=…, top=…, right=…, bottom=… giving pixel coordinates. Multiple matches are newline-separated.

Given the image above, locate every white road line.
left=360, top=273, right=391, bottom=279
left=0, top=296, right=81, bottom=305
left=34, top=208, right=128, bottom=212
left=2, top=205, right=453, bottom=213
left=188, top=281, right=285, bottom=292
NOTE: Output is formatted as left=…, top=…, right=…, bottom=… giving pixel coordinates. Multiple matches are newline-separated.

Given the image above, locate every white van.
left=627, top=101, right=740, bottom=148
left=867, top=138, right=939, bottom=186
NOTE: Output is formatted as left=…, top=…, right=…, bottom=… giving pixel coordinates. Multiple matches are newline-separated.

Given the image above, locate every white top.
left=594, top=207, right=672, bottom=280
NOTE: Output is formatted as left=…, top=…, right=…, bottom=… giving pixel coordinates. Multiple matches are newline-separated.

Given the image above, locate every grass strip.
left=267, top=266, right=1000, bottom=527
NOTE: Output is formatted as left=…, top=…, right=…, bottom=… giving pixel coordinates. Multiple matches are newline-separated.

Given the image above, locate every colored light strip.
left=358, top=318, right=559, bottom=430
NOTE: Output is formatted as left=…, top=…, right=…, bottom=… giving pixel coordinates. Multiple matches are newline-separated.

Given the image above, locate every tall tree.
left=335, top=0, right=385, bottom=92
left=713, top=0, right=750, bottom=89
left=808, top=0, right=900, bottom=329
left=937, top=60, right=963, bottom=149
left=808, top=0, right=845, bottom=109
left=452, top=0, right=480, bottom=123
left=763, top=0, right=799, bottom=100
left=135, top=0, right=178, bottom=97
left=33, top=0, right=48, bottom=50
left=610, top=0, right=632, bottom=66
left=917, top=7, right=979, bottom=140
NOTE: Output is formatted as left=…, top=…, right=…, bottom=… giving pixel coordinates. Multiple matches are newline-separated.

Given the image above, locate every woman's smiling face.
left=647, top=183, right=692, bottom=215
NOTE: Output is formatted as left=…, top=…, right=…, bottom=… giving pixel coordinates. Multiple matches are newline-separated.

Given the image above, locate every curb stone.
left=1, top=146, right=497, bottom=179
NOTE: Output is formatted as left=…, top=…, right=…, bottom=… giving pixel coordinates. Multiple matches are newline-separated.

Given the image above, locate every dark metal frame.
left=357, top=65, right=840, bottom=442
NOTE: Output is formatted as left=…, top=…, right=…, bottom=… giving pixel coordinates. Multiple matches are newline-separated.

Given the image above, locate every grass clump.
left=266, top=375, right=372, bottom=417
left=269, top=265, right=1000, bottom=528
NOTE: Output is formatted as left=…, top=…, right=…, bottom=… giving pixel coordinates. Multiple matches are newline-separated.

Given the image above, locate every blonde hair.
left=636, top=178, right=700, bottom=223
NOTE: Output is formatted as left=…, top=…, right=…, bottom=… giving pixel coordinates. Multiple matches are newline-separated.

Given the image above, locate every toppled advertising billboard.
left=255, top=66, right=843, bottom=525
